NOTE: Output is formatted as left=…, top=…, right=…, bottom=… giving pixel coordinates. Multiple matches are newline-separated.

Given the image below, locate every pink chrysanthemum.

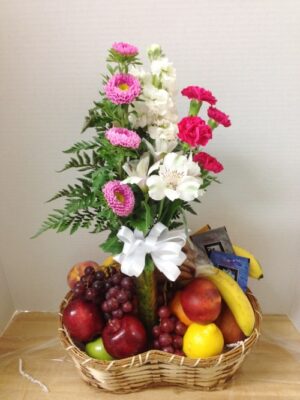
left=181, top=86, right=217, bottom=105
left=105, top=127, right=141, bottom=149
left=208, top=106, right=231, bottom=127
left=193, top=152, right=224, bottom=173
left=105, top=73, right=141, bottom=105
left=112, top=42, right=139, bottom=56
left=103, top=181, right=135, bottom=217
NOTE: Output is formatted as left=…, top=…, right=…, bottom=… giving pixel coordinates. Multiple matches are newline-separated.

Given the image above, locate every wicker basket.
left=58, top=289, right=261, bottom=393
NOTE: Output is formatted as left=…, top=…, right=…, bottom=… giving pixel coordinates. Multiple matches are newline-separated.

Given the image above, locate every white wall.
left=0, top=261, right=14, bottom=334
left=0, top=1, right=299, bottom=318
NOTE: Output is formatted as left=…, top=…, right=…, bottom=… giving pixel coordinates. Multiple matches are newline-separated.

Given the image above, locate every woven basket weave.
left=58, top=289, right=261, bottom=393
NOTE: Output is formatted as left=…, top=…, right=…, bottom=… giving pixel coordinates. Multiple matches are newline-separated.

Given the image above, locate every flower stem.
left=135, top=256, right=157, bottom=333
left=157, top=198, right=165, bottom=221
left=208, top=119, right=219, bottom=129
left=189, top=100, right=202, bottom=116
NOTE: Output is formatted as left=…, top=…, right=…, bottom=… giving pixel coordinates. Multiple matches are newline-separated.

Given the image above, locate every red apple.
left=62, top=298, right=104, bottom=342
left=102, top=315, right=147, bottom=359
left=67, top=260, right=99, bottom=289
left=215, top=304, right=245, bottom=344
left=180, top=278, right=221, bottom=324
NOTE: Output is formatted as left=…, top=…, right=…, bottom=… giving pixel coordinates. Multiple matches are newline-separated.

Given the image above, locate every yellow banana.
left=233, top=245, right=264, bottom=279
left=199, top=266, right=255, bottom=336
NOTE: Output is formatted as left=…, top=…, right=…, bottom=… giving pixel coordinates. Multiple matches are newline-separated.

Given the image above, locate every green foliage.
left=130, top=200, right=155, bottom=234
left=100, top=233, right=123, bottom=255
left=63, top=140, right=98, bottom=154
left=201, top=170, right=220, bottom=189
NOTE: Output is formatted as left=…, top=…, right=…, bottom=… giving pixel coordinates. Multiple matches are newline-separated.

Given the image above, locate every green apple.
left=85, top=337, right=114, bottom=361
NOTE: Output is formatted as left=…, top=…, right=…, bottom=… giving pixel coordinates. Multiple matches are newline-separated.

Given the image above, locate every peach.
left=67, top=261, right=99, bottom=289
left=180, top=278, right=221, bottom=324
left=215, top=304, right=245, bottom=344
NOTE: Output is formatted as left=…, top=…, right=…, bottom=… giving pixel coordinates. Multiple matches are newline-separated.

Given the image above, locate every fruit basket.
left=59, top=289, right=261, bottom=393
left=34, top=42, right=264, bottom=394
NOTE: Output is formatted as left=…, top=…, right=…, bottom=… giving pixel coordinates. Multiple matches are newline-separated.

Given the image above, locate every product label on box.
left=209, top=250, right=249, bottom=292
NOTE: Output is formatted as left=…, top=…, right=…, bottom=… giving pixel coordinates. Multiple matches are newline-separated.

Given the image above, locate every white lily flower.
left=123, top=153, right=150, bottom=190
left=146, top=152, right=203, bottom=201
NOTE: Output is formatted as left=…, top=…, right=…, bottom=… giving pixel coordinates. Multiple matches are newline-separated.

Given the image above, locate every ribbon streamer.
left=114, top=223, right=187, bottom=281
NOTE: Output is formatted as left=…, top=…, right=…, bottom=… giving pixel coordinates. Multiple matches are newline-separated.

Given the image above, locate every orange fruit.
left=170, top=292, right=193, bottom=326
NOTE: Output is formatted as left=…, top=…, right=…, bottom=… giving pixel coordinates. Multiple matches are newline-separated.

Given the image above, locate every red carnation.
left=178, top=116, right=212, bottom=147
left=193, top=152, right=224, bottom=173
left=208, top=106, right=231, bottom=127
left=181, top=86, right=217, bottom=105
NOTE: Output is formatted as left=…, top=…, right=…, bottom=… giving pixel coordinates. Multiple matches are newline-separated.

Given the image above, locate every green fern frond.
left=63, top=140, right=98, bottom=154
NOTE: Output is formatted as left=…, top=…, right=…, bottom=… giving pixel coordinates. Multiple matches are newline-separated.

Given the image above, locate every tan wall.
left=0, top=0, right=299, bottom=324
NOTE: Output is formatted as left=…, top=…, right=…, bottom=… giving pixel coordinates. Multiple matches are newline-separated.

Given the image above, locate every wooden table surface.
left=0, top=313, right=299, bottom=399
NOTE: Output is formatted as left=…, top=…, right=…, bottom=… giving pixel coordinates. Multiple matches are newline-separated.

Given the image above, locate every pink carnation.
left=208, top=106, right=231, bottom=127
left=105, top=127, right=141, bottom=149
left=178, top=116, right=212, bottom=147
left=193, top=152, right=224, bottom=173
left=112, top=42, right=138, bottom=56
left=105, top=73, right=141, bottom=105
left=181, top=86, right=217, bottom=105
left=103, top=181, right=135, bottom=217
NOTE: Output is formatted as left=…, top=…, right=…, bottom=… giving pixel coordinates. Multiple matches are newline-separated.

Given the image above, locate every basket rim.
left=58, top=288, right=262, bottom=370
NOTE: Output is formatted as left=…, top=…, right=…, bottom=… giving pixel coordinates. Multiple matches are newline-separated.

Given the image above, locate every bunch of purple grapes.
left=101, top=269, right=136, bottom=321
left=152, top=306, right=187, bottom=355
left=72, top=265, right=136, bottom=321
left=72, top=265, right=106, bottom=303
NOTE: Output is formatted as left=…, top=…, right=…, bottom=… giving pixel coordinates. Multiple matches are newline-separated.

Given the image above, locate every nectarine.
left=180, top=278, right=221, bottom=324
left=67, top=261, right=99, bottom=289
left=215, top=304, right=245, bottom=344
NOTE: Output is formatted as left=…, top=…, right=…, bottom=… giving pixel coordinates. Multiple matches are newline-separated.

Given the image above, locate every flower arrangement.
left=34, top=42, right=231, bottom=330
left=34, top=44, right=263, bottom=392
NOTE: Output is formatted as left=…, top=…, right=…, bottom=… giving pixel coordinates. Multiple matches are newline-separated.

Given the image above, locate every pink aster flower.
left=208, top=106, right=231, bottom=127
left=103, top=181, right=135, bottom=217
left=112, top=42, right=139, bottom=56
left=105, top=73, right=141, bottom=105
left=105, top=127, right=141, bottom=149
left=181, top=86, right=217, bottom=105
left=193, top=152, right=224, bottom=173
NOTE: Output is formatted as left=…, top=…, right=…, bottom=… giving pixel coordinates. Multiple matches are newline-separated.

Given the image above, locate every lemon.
left=183, top=322, right=224, bottom=358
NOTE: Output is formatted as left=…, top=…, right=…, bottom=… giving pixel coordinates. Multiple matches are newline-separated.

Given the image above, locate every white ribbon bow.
left=114, top=223, right=187, bottom=281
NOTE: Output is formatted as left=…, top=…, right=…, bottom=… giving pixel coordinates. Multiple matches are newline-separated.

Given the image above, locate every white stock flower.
left=151, top=57, right=177, bottom=94
left=142, top=85, right=174, bottom=116
left=129, top=65, right=151, bottom=85
left=148, top=121, right=178, bottom=141
left=129, top=45, right=178, bottom=130
left=122, top=153, right=150, bottom=190
left=147, top=44, right=163, bottom=60
left=146, top=153, right=202, bottom=201
left=130, top=85, right=176, bottom=129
